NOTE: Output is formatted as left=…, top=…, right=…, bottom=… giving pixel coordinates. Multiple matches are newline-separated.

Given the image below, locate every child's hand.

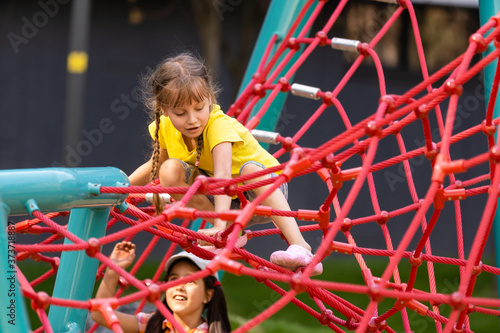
left=109, top=241, right=136, bottom=270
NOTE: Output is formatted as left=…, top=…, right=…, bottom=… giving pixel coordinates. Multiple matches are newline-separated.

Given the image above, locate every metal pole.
left=48, top=207, right=111, bottom=332
left=0, top=167, right=128, bottom=215
left=0, top=196, right=31, bottom=332
left=0, top=167, right=129, bottom=331
left=61, top=0, right=92, bottom=166
left=478, top=0, right=500, bottom=303
left=238, top=0, right=310, bottom=149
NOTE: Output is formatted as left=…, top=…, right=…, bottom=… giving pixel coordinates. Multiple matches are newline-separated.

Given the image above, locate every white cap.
left=164, top=251, right=219, bottom=281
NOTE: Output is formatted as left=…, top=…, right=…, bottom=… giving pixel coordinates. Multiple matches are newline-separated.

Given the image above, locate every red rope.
left=11, top=3, right=500, bottom=332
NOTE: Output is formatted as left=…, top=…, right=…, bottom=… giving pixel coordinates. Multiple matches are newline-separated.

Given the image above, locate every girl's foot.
left=270, top=245, right=323, bottom=275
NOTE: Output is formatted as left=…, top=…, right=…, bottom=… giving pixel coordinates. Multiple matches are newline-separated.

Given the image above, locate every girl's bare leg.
left=240, top=162, right=310, bottom=251
left=159, top=159, right=215, bottom=213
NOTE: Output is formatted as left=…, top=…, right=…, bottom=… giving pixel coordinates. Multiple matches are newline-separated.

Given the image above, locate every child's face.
left=166, top=261, right=213, bottom=322
left=164, top=98, right=211, bottom=140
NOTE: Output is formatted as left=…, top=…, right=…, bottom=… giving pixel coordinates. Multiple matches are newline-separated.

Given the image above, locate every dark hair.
left=142, top=52, right=220, bottom=214
left=144, top=259, right=230, bottom=333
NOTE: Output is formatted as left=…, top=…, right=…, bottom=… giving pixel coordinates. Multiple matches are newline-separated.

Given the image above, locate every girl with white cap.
left=91, top=241, right=230, bottom=333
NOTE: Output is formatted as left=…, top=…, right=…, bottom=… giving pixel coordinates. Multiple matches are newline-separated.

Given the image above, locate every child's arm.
left=199, top=142, right=233, bottom=238
left=128, top=148, right=169, bottom=186
left=91, top=242, right=140, bottom=332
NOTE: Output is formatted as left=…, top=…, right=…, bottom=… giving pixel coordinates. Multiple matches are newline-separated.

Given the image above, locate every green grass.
left=222, top=258, right=500, bottom=333
left=18, top=258, right=500, bottom=332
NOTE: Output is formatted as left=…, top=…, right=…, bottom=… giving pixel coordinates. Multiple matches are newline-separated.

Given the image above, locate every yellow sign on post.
left=67, top=51, right=88, bottom=74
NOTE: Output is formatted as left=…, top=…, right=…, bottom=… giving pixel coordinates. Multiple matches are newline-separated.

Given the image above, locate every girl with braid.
left=128, top=52, right=322, bottom=276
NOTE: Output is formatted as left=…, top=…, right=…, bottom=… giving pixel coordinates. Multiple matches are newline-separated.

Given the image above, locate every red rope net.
left=13, top=1, right=500, bottom=332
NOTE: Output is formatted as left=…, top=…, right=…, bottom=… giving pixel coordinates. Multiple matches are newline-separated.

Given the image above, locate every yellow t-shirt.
left=148, top=105, right=280, bottom=177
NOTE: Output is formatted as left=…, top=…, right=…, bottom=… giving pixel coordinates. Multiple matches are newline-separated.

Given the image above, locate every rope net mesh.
left=12, top=1, right=500, bottom=332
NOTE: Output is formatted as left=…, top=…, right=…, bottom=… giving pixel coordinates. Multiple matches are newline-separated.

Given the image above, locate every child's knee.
left=159, top=159, right=186, bottom=186
left=239, top=161, right=266, bottom=181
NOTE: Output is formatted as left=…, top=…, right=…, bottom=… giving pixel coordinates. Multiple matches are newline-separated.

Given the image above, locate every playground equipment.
left=2, top=0, right=500, bottom=332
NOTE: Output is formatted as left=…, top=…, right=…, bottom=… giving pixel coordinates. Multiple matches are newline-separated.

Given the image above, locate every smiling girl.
left=91, top=241, right=230, bottom=333
left=128, top=52, right=322, bottom=275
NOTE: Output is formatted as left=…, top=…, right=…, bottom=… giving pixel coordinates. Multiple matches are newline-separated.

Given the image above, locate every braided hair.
left=142, top=52, right=220, bottom=214
left=151, top=107, right=163, bottom=214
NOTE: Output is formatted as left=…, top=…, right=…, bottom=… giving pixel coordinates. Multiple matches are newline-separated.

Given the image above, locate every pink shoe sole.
left=270, top=245, right=313, bottom=268
left=309, top=262, right=323, bottom=276
left=271, top=245, right=323, bottom=276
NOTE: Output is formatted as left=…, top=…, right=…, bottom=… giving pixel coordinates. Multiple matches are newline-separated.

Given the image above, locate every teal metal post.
left=0, top=167, right=128, bottom=215
left=48, top=207, right=112, bottom=333
left=478, top=0, right=500, bottom=299
left=0, top=195, right=31, bottom=332
left=238, top=0, right=310, bottom=149
left=0, top=167, right=129, bottom=332
left=194, top=0, right=311, bottom=245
